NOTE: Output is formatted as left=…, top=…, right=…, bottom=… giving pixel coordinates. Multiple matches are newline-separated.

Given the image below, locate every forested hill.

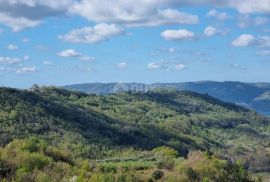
left=64, top=81, right=270, bottom=116
left=1, top=86, right=270, bottom=181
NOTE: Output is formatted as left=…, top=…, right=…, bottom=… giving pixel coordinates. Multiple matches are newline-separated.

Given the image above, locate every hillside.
left=64, top=81, right=270, bottom=116
left=0, top=86, right=270, bottom=181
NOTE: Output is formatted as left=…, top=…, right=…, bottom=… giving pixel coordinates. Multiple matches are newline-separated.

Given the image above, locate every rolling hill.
left=64, top=81, right=270, bottom=116
left=1, top=86, right=270, bottom=181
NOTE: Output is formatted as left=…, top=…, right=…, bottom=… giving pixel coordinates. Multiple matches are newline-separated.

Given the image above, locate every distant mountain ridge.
left=63, top=81, right=270, bottom=116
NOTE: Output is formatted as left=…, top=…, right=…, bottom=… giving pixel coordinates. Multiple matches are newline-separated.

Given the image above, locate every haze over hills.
left=64, top=81, right=270, bottom=116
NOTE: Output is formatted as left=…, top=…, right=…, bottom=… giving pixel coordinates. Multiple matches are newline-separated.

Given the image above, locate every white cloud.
left=1, top=0, right=270, bottom=32
left=255, top=16, right=268, bottom=26
left=16, top=66, right=38, bottom=73
left=71, top=0, right=270, bottom=21
left=72, top=1, right=270, bottom=28
left=204, top=26, right=229, bottom=37
left=204, top=26, right=218, bottom=37
left=117, top=62, right=127, bottom=69
left=152, top=9, right=199, bottom=26
left=232, top=34, right=255, bottom=47
left=230, top=64, right=245, bottom=70
left=238, top=15, right=268, bottom=28
left=7, top=44, right=19, bottom=50
left=207, top=9, right=231, bottom=20
left=0, top=0, right=73, bottom=31
left=148, top=62, right=163, bottom=70
left=71, top=1, right=199, bottom=27
left=257, top=36, right=270, bottom=47
left=174, top=64, right=187, bottom=70
left=0, top=12, right=40, bottom=31
left=59, top=23, right=125, bottom=44
left=58, top=49, right=82, bottom=57
left=232, top=34, right=270, bottom=47
left=147, top=60, right=186, bottom=70
left=0, top=57, right=21, bottom=64
left=43, top=61, right=54, bottom=65
left=227, top=0, right=270, bottom=14
left=161, top=29, right=195, bottom=41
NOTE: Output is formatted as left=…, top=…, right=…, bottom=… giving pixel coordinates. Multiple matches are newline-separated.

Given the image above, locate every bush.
left=153, top=146, right=178, bottom=159
left=35, top=171, right=51, bottom=182
left=152, top=170, right=164, bottom=180
left=0, top=162, right=12, bottom=180
left=22, top=137, right=46, bottom=153
left=157, top=158, right=175, bottom=170
left=99, top=164, right=117, bottom=173
left=20, top=152, right=52, bottom=171
left=45, top=147, right=72, bottom=164
left=185, top=167, right=199, bottom=181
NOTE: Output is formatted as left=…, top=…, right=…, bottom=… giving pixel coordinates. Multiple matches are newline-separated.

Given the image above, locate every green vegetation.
left=0, top=138, right=259, bottom=182
left=0, top=86, right=270, bottom=181
left=64, top=81, right=270, bottom=116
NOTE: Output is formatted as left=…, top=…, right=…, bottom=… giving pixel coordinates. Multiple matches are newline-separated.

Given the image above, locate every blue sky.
left=0, top=0, right=270, bottom=88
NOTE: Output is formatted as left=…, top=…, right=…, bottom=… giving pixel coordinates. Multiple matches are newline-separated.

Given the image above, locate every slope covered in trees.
left=64, top=81, right=270, bottom=116
left=0, top=86, right=270, bottom=181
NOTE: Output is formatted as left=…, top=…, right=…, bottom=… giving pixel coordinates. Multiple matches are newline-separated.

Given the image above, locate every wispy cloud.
left=7, top=44, right=19, bottom=50
left=147, top=60, right=187, bottom=71
left=58, top=49, right=82, bottom=58
left=238, top=14, right=268, bottom=28
left=16, top=66, right=39, bottom=74
left=232, top=34, right=270, bottom=47
left=207, top=9, right=231, bottom=20
left=43, top=61, right=54, bottom=66
left=117, top=62, right=127, bottom=69
left=0, top=57, right=21, bottom=64
left=256, top=50, right=270, bottom=56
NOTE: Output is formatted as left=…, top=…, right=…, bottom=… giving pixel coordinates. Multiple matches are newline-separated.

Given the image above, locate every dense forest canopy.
left=64, top=81, right=270, bottom=116
left=0, top=86, right=270, bottom=181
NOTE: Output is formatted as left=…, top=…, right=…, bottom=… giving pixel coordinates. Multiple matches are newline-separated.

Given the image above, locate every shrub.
left=185, top=167, right=199, bottom=181
left=22, top=137, right=46, bottom=153
left=35, top=171, right=51, bottom=182
left=99, top=164, right=117, bottom=173
left=152, top=170, right=164, bottom=180
left=20, top=152, right=52, bottom=171
left=157, top=158, right=175, bottom=170
left=45, top=147, right=72, bottom=164
left=153, top=146, right=178, bottom=159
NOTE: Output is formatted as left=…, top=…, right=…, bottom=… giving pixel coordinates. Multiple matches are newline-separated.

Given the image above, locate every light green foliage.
left=0, top=138, right=261, bottom=182
left=153, top=146, right=178, bottom=158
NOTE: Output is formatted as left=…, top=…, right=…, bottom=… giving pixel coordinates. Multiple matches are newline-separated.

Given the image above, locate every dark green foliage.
left=63, top=81, right=270, bottom=116
left=185, top=167, right=199, bottom=181
left=152, top=170, right=164, bottom=180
